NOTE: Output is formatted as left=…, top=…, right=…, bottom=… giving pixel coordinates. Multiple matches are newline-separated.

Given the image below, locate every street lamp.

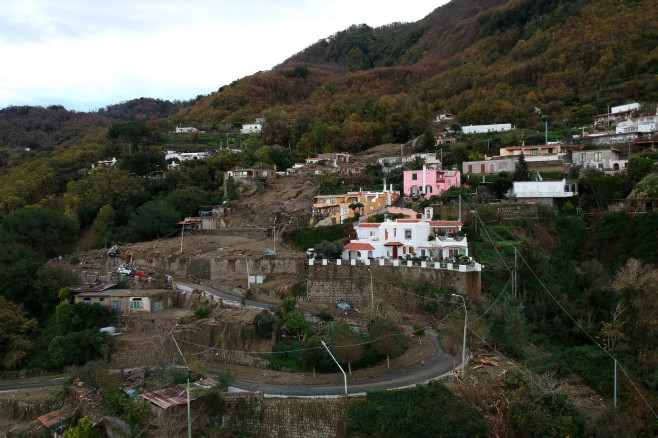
left=452, top=293, right=467, bottom=379
left=321, top=340, right=347, bottom=395
left=367, top=268, right=374, bottom=310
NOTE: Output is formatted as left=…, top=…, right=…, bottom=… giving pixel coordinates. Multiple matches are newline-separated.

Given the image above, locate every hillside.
left=175, top=0, right=658, bottom=147
left=1, top=0, right=657, bottom=159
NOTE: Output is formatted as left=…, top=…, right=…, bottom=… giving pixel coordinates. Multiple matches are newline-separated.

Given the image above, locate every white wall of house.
left=240, top=124, right=262, bottom=134
left=343, top=219, right=468, bottom=262
left=509, top=179, right=574, bottom=198
left=462, top=123, right=512, bottom=134
left=616, top=115, right=657, bottom=134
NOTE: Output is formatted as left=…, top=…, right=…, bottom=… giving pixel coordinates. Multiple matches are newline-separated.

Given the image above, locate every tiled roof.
left=344, top=243, right=375, bottom=250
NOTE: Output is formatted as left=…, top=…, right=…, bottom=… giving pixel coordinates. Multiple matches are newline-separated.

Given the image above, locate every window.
left=412, top=173, right=418, bottom=180
left=579, top=153, right=586, bottom=163
left=130, top=298, right=143, bottom=310
left=404, top=229, right=412, bottom=239
left=83, top=298, right=91, bottom=304
left=99, top=298, right=106, bottom=306
left=594, top=152, right=602, bottom=161
left=154, top=301, right=164, bottom=312
left=531, top=149, right=539, bottom=155
left=393, top=229, right=397, bottom=237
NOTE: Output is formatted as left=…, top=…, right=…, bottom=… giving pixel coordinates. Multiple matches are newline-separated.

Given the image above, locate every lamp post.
left=321, top=340, right=347, bottom=395
left=367, top=268, right=374, bottom=310
left=452, top=293, right=467, bottom=379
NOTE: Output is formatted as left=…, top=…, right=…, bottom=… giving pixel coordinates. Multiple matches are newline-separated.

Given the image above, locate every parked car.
left=305, top=248, right=315, bottom=258
left=117, top=264, right=133, bottom=275
left=107, top=245, right=120, bottom=257
left=263, top=249, right=276, bottom=257
left=129, top=271, right=149, bottom=278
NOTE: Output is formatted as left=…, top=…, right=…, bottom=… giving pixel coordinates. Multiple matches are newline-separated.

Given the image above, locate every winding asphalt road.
left=231, top=336, right=455, bottom=396
left=0, top=283, right=458, bottom=396
left=176, top=281, right=458, bottom=396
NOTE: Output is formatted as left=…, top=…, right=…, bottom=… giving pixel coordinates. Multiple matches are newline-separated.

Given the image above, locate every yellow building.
left=313, top=183, right=400, bottom=224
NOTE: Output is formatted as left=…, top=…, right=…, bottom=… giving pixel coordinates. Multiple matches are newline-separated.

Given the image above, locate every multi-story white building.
left=342, top=208, right=467, bottom=262
left=616, top=112, right=658, bottom=134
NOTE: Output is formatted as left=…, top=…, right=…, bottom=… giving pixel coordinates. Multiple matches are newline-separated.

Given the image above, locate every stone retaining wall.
left=223, top=393, right=353, bottom=438
left=308, top=264, right=480, bottom=313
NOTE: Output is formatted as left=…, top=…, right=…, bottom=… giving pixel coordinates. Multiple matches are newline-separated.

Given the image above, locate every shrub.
left=195, top=306, right=211, bottom=319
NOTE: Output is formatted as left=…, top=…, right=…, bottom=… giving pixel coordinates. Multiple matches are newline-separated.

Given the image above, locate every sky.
left=0, top=0, right=450, bottom=112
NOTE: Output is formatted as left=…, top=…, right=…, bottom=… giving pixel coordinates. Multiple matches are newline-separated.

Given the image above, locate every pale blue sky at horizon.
left=0, top=0, right=450, bottom=112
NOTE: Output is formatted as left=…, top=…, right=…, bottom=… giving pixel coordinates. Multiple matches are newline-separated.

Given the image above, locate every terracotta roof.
left=358, top=223, right=381, bottom=227
left=384, top=242, right=403, bottom=246
left=429, top=221, right=463, bottom=227
left=396, top=219, right=420, bottom=223
left=344, top=242, right=375, bottom=250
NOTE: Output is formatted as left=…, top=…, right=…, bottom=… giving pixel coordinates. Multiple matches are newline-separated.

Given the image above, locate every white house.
left=461, top=123, right=512, bottom=134
left=342, top=211, right=467, bottom=263
left=508, top=179, right=576, bottom=206
left=240, top=123, right=262, bottom=134
left=594, top=102, right=641, bottom=125
left=165, top=151, right=209, bottom=168
left=616, top=112, right=658, bottom=134
left=175, top=126, right=199, bottom=134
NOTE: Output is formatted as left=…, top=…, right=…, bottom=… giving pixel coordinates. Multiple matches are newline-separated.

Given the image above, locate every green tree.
left=127, top=200, right=179, bottom=241
left=513, top=152, right=530, bottom=181
left=627, top=156, right=655, bottom=182
left=166, top=186, right=210, bottom=217
left=91, top=204, right=116, bottom=245
left=369, top=316, right=406, bottom=369
left=330, top=322, right=363, bottom=375
left=0, top=297, right=38, bottom=369
left=2, top=207, right=79, bottom=262
left=421, top=126, right=436, bottom=150
left=63, top=416, right=101, bottom=438
left=300, top=336, right=329, bottom=377
left=283, top=312, right=310, bottom=337
left=118, top=150, right=165, bottom=176
left=347, top=381, right=489, bottom=437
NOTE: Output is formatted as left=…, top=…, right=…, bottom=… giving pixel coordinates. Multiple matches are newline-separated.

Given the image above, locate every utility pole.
left=368, top=268, right=374, bottom=310
left=452, top=294, right=467, bottom=379
left=514, top=247, right=518, bottom=298
left=614, top=359, right=618, bottom=407
left=180, top=224, right=184, bottom=253
left=273, top=217, right=277, bottom=253
left=186, top=379, right=192, bottom=438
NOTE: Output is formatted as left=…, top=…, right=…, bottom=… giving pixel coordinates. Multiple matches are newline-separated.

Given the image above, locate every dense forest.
left=1, top=0, right=658, bottom=435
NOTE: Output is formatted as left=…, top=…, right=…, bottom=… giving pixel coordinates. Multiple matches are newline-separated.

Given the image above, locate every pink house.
left=403, top=165, right=461, bottom=198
